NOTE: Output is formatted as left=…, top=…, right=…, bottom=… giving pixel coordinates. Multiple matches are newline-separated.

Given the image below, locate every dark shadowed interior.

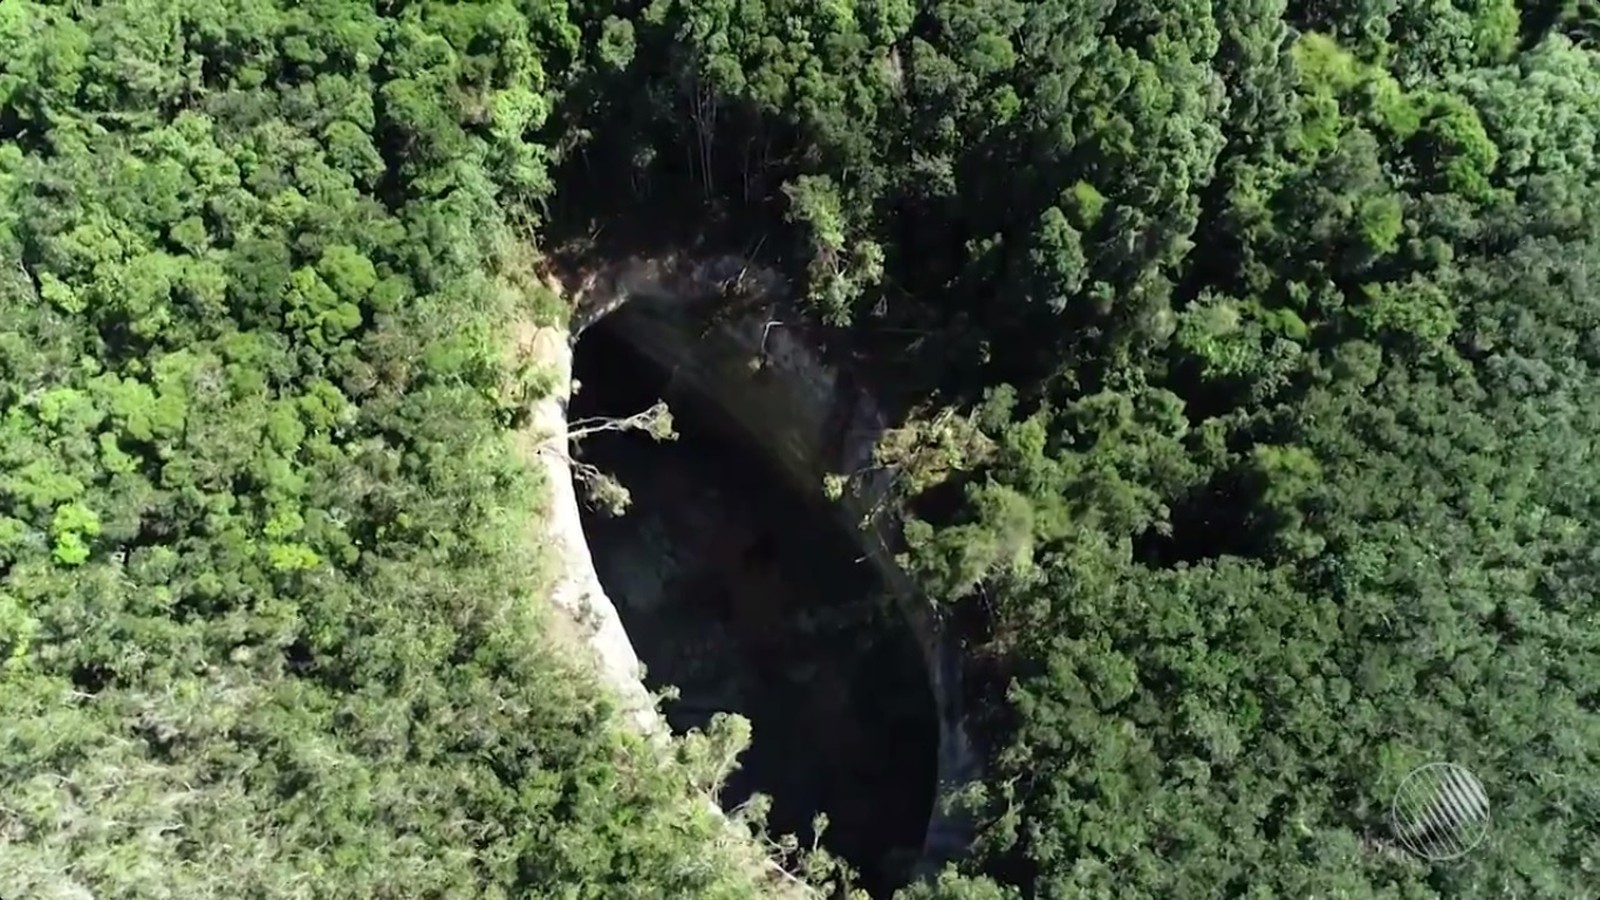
left=569, top=313, right=939, bottom=896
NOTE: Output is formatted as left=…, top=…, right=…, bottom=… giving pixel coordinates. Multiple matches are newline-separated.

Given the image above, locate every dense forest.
left=2, top=0, right=1597, bottom=898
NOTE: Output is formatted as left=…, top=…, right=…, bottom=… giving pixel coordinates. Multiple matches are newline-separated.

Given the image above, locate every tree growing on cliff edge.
left=562, top=396, right=679, bottom=515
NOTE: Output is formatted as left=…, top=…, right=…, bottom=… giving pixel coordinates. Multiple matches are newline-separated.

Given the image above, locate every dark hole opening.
left=569, top=311, right=939, bottom=896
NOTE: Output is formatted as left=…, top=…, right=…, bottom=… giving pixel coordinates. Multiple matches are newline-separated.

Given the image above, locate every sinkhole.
left=569, top=312, right=940, bottom=895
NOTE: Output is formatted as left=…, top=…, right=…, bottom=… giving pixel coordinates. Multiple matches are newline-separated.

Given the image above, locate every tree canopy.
left=3, top=0, right=1598, bottom=898
left=0, top=2, right=776, bottom=897
left=551, top=0, right=1600, bottom=895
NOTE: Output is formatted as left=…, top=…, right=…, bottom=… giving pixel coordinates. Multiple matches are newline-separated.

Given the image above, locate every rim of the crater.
left=555, top=257, right=980, bottom=876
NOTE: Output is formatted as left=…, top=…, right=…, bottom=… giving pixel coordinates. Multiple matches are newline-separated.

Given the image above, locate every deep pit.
left=569, top=313, right=939, bottom=895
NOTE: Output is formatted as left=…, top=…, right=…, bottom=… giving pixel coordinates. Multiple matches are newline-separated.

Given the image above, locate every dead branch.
left=567, top=399, right=677, bottom=443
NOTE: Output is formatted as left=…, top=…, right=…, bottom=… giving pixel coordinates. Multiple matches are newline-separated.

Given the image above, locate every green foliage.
left=894, top=870, right=1018, bottom=900
left=536, top=0, right=1600, bottom=894
left=7, top=0, right=1600, bottom=898
left=0, top=2, right=777, bottom=898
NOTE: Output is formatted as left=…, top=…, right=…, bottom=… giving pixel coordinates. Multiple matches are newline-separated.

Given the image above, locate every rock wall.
left=564, top=255, right=979, bottom=874
left=526, top=322, right=665, bottom=736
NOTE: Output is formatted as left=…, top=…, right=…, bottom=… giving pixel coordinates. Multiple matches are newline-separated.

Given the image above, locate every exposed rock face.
left=525, top=321, right=665, bottom=737
left=557, top=255, right=980, bottom=875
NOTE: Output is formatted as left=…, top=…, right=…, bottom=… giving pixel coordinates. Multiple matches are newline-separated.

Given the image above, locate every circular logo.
left=1390, top=762, right=1491, bottom=861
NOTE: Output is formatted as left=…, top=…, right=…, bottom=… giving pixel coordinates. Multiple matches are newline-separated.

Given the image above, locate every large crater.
left=571, top=316, right=937, bottom=893
left=541, top=255, right=979, bottom=896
